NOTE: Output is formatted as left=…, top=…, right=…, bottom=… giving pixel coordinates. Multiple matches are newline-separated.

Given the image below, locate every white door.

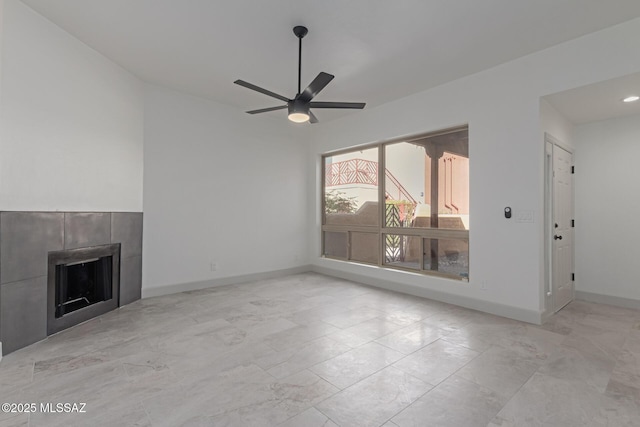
left=552, top=144, right=574, bottom=311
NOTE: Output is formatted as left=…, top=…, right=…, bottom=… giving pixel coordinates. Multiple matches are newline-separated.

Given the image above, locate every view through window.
left=322, top=126, right=469, bottom=280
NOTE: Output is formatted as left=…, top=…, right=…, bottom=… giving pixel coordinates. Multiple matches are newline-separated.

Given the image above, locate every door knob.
left=554, top=235, right=563, bottom=240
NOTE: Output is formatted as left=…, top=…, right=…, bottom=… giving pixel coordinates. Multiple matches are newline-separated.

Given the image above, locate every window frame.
left=321, top=125, right=470, bottom=281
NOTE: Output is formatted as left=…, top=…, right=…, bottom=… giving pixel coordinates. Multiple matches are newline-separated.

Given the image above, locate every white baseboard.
left=576, top=290, right=640, bottom=310
left=141, top=265, right=313, bottom=298
left=140, top=262, right=544, bottom=324
left=311, top=264, right=544, bottom=324
left=540, top=309, right=554, bottom=324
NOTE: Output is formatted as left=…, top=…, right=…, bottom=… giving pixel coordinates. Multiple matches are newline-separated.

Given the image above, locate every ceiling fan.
left=234, top=26, right=365, bottom=124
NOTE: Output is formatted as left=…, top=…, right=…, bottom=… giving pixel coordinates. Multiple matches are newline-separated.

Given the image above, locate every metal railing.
left=325, top=158, right=417, bottom=205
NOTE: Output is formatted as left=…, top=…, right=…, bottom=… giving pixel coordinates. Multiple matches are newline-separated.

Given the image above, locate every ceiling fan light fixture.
left=234, top=26, right=365, bottom=123
left=288, top=101, right=310, bottom=123
left=288, top=112, right=310, bottom=123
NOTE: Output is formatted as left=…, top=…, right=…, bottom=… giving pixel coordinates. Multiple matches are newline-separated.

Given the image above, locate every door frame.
left=544, top=133, right=575, bottom=315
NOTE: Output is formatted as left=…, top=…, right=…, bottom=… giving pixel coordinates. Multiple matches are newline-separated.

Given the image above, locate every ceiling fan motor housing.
left=289, top=99, right=309, bottom=115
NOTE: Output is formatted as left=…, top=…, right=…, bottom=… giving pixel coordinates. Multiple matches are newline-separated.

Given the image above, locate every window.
left=322, top=126, right=469, bottom=280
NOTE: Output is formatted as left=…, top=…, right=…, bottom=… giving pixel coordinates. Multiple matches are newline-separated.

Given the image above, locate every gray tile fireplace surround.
left=0, top=212, right=143, bottom=355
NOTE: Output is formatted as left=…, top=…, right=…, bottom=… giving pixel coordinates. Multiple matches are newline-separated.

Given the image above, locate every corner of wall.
left=539, top=98, right=575, bottom=149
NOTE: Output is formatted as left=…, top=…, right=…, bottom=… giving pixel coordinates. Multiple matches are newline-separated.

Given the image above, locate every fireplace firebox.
left=47, top=244, right=120, bottom=335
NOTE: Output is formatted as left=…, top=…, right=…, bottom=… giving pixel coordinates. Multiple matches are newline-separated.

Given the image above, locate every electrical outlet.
left=480, top=281, right=488, bottom=290
left=210, top=261, right=217, bottom=271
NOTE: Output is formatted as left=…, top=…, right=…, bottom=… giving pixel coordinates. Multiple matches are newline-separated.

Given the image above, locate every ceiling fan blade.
left=298, top=72, right=334, bottom=103
left=246, top=105, right=288, bottom=114
left=309, top=101, right=366, bottom=109
left=309, top=110, right=319, bottom=124
left=234, top=80, right=290, bottom=102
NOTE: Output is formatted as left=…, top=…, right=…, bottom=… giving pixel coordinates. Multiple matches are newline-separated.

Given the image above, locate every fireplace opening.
left=55, top=256, right=113, bottom=318
left=48, top=243, right=120, bottom=335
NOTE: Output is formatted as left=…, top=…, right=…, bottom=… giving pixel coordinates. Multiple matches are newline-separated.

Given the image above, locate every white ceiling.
left=544, top=72, right=640, bottom=124
left=20, top=0, right=640, bottom=123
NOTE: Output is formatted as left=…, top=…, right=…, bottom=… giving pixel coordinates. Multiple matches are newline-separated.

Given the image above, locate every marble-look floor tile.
left=392, top=375, right=507, bottom=427
left=378, top=301, right=448, bottom=325
left=443, top=322, right=566, bottom=363
left=28, top=400, right=152, bottom=427
left=263, top=322, right=341, bottom=352
left=1, top=273, right=639, bottom=427
left=84, top=401, right=152, bottom=427
left=420, top=308, right=478, bottom=332
left=23, top=322, right=114, bottom=361
left=605, top=377, right=640, bottom=404
left=310, top=342, right=404, bottom=389
left=21, top=359, right=128, bottom=404
left=278, top=407, right=338, bottom=427
left=539, top=344, right=616, bottom=392
left=208, top=370, right=338, bottom=426
left=146, top=367, right=337, bottom=426
left=316, top=366, right=432, bottom=427
left=0, top=352, right=34, bottom=392
left=167, top=342, right=276, bottom=386
left=439, top=320, right=522, bottom=353
left=608, top=333, right=640, bottom=393
left=241, top=318, right=299, bottom=341
left=321, top=306, right=386, bottom=329
left=561, top=301, right=637, bottom=332
left=121, top=350, right=178, bottom=385
left=561, top=322, right=628, bottom=361
left=327, top=317, right=407, bottom=348
left=0, top=402, right=22, bottom=424
left=382, top=310, right=425, bottom=327
left=32, top=350, right=112, bottom=382
left=0, top=414, right=28, bottom=427
left=375, top=322, right=451, bottom=355
left=264, top=337, right=351, bottom=379
left=601, top=383, right=640, bottom=426
left=285, top=302, right=354, bottom=326
left=321, top=283, right=373, bottom=300
left=143, top=364, right=275, bottom=425
left=392, top=339, right=479, bottom=386
left=490, top=373, right=608, bottom=427
left=456, top=345, right=539, bottom=400
left=339, top=292, right=416, bottom=315
left=499, top=324, right=566, bottom=363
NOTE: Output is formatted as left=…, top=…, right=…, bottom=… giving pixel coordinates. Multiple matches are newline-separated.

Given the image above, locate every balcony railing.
left=325, top=158, right=417, bottom=204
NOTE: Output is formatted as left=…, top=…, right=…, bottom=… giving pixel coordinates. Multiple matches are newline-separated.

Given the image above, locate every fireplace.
left=47, top=243, right=120, bottom=335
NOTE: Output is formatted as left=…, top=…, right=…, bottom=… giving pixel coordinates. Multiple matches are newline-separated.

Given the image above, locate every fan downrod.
left=293, top=26, right=308, bottom=39
left=233, top=24, right=365, bottom=123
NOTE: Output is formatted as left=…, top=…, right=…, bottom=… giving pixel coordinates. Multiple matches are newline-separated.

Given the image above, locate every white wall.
left=309, top=17, right=640, bottom=321
left=574, top=114, right=640, bottom=303
left=0, top=1, right=4, bottom=123
left=142, top=85, right=309, bottom=291
left=0, top=0, right=4, bottom=360
left=0, top=0, right=143, bottom=211
left=540, top=99, right=574, bottom=149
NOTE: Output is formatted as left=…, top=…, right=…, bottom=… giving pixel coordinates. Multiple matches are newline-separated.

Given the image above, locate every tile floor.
left=1, top=272, right=639, bottom=426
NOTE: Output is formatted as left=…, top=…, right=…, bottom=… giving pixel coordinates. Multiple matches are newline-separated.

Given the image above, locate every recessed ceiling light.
left=623, top=95, right=639, bottom=103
